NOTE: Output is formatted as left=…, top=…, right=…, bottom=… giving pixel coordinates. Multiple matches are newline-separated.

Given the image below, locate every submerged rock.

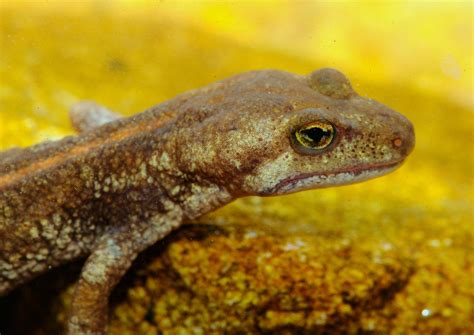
left=102, top=223, right=413, bottom=334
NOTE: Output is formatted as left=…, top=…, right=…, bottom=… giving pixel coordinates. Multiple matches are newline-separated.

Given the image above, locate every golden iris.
left=293, top=121, right=334, bottom=150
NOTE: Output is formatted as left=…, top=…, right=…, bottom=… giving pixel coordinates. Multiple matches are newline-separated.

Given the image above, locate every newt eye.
left=291, top=121, right=335, bottom=153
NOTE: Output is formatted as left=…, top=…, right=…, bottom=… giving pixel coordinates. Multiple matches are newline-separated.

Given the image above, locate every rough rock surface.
left=104, top=223, right=413, bottom=334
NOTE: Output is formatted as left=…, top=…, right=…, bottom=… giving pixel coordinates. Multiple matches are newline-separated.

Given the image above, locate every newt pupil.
left=294, top=122, right=334, bottom=150
left=300, top=127, right=328, bottom=144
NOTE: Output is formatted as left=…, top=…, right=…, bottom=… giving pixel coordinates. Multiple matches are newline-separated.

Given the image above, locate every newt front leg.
left=68, top=212, right=182, bottom=334
left=66, top=103, right=174, bottom=333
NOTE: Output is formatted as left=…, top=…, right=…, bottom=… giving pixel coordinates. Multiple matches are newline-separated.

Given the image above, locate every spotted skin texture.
left=0, top=68, right=414, bottom=334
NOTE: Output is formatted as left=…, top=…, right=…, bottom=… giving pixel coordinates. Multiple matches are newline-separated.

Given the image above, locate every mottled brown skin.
left=0, top=68, right=414, bottom=334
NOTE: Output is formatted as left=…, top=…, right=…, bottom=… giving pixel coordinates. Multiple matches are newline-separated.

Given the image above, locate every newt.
left=0, top=68, right=414, bottom=334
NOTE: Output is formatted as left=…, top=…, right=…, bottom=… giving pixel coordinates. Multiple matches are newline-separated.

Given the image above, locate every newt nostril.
left=392, top=121, right=415, bottom=156
left=392, top=138, right=403, bottom=148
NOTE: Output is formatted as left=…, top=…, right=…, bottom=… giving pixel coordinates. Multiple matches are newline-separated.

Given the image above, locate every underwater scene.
left=0, top=1, right=472, bottom=334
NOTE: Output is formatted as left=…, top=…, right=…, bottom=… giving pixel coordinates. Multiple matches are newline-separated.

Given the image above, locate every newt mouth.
left=269, top=160, right=403, bottom=195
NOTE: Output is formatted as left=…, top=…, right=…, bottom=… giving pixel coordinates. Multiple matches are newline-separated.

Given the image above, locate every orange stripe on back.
left=0, top=112, right=174, bottom=189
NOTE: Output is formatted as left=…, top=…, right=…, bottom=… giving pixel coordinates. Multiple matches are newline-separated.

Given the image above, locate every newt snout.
left=392, top=115, right=415, bottom=158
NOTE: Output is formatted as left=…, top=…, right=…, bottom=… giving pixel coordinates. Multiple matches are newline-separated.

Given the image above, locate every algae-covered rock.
left=106, top=223, right=414, bottom=334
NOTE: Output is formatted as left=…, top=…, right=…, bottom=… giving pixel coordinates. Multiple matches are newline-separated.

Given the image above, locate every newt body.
left=0, top=68, right=414, bottom=334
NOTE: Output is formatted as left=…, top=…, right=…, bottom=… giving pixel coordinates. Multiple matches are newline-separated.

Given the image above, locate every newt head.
left=173, top=68, right=415, bottom=196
